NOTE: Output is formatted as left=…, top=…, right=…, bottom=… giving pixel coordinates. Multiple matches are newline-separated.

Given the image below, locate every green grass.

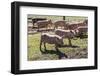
left=28, top=33, right=88, bottom=61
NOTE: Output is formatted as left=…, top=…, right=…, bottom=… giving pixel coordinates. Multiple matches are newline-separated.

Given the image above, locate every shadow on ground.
left=58, top=44, right=79, bottom=48
left=40, top=44, right=80, bottom=59
left=40, top=49, right=68, bottom=59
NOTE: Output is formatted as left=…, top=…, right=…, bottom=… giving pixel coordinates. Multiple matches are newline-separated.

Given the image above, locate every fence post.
left=63, top=16, right=65, bottom=20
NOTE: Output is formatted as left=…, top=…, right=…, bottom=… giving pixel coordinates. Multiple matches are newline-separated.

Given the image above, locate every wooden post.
left=63, top=16, right=65, bottom=20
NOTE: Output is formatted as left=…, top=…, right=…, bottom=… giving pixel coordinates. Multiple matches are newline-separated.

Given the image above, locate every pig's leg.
left=68, top=38, right=72, bottom=46
left=44, top=42, right=47, bottom=51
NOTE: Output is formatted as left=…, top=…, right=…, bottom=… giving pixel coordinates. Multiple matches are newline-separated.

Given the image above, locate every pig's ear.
left=70, top=30, right=74, bottom=33
left=70, top=30, right=75, bottom=35
left=75, top=29, right=79, bottom=33
left=55, top=37, right=60, bottom=44
left=55, top=37, right=58, bottom=42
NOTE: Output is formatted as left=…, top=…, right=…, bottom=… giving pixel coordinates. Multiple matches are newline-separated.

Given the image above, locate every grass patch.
left=28, top=33, right=88, bottom=61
